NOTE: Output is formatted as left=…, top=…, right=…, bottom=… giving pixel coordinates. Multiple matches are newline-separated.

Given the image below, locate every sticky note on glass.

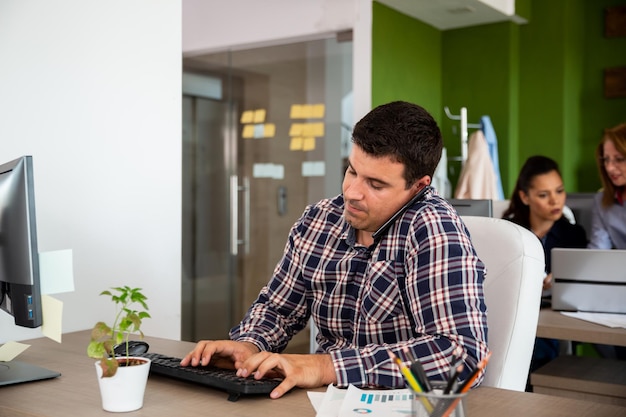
left=253, top=109, right=266, bottom=123
left=289, top=123, right=302, bottom=136
left=312, top=104, right=325, bottom=118
left=290, top=105, right=303, bottom=119
left=242, top=125, right=255, bottom=139
left=303, top=137, right=316, bottom=151
left=302, top=161, right=326, bottom=177
left=290, top=137, right=303, bottom=150
left=253, top=124, right=264, bottom=139
left=264, top=123, right=276, bottom=138
left=240, top=110, right=254, bottom=124
left=301, top=105, right=313, bottom=118
left=300, top=123, right=313, bottom=137
left=312, top=123, right=325, bottom=137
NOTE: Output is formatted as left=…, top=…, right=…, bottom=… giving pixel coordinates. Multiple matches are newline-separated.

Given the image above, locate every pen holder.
left=411, top=384, right=466, bottom=417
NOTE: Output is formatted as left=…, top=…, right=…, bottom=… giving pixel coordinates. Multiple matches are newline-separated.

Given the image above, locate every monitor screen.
left=0, top=155, right=59, bottom=385
left=448, top=198, right=493, bottom=217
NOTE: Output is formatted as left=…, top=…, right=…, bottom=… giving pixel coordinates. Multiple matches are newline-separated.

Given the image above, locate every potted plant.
left=88, top=286, right=152, bottom=412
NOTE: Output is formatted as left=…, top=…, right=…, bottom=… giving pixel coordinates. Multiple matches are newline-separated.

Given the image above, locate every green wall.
left=441, top=22, right=520, bottom=194
left=371, top=2, right=442, bottom=117
left=371, top=0, right=626, bottom=197
left=518, top=0, right=584, bottom=191
left=579, top=0, right=626, bottom=190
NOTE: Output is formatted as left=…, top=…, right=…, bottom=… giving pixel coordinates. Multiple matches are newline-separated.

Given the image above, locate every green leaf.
left=88, top=285, right=151, bottom=377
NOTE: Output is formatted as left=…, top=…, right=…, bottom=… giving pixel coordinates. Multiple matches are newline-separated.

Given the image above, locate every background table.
left=537, top=309, right=626, bottom=346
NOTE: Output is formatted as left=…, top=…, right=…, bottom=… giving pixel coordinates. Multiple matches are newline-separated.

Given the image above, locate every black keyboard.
left=141, top=352, right=282, bottom=401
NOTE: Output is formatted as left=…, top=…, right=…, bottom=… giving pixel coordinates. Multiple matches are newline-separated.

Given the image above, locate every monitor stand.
left=0, top=360, right=60, bottom=386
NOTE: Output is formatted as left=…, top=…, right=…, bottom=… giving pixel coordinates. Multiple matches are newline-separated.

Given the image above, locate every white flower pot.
left=95, top=357, right=151, bottom=412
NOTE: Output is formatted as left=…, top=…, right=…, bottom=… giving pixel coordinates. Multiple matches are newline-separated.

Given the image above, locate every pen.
left=401, top=346, right=432, bottom=392
left=387, top=350, right=422, bottom=393
left=447, top=347, right=462, bottom=378
left=387, top=350, right=434, bottom=413
left=443, top=362, right=464, bottom=394
left=454, top=351, right=492, bottom=394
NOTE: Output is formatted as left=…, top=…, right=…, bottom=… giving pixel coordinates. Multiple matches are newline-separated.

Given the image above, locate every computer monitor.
left=0, top=155, right=60, bottom=385
left=448, top=198, right=493, bottom=217
left=565, top=192, right=596, bottom=235
left=0, top=156, right=42, bottom=327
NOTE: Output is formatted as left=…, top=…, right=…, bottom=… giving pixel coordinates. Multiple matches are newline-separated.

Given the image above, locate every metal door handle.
left=230, top=175, right=250, bottom=255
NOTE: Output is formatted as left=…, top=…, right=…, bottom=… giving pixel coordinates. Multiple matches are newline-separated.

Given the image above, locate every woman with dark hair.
left=503, top=155, right=587, bottom=385
left=503, top=155, right=587, bottom=290
left=588, top=123, right=626, bottom=249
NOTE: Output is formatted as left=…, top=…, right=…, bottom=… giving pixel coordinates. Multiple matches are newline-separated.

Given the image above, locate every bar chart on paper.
left=338, top=385, right=413, bottom=416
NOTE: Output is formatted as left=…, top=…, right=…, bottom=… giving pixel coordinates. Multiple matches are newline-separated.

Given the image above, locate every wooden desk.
left=533, top=309, right=626, bottom=405
left=1, top=331, right=625, bottom=417
left=537, top=309, right=626, bottom=346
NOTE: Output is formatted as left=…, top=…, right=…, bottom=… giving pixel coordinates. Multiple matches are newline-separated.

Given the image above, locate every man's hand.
left=180, top=340, right=260, bottom=369
left=237, top=352, right=337, bottom=399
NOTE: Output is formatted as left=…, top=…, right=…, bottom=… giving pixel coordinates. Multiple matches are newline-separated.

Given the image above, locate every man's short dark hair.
left=352, top=101, right=443, bottom=188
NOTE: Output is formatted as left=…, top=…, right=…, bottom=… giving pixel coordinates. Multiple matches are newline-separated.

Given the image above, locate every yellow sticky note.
left=242, top=125, right=255, bottom=138
left=289, top=123, right=302, bottom=136
left=301, top=105, right=313, bottom=118
left=264, top=123, right=275, bottom=138
left=312, top=122, right=325, bottom=137
left=290, top=137, right=303, bottom=150
left=240, top=110, right=253, bottom=124
left=253, top=109, right=266, bottom=123
left=290, top=105, right=303, bottom=119
left=42, top=295, right=63, bottom=343
left=301, top=123, right=313, bottom=136
left=0, top=341, right=30, bottom=361
left=312, top=104, right=325, bottom=118
left=303, top=137, right=316, bottom=151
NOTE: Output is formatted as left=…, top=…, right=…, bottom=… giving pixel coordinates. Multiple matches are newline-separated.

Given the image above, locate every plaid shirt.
left=231, top=188, right=489, bottom=388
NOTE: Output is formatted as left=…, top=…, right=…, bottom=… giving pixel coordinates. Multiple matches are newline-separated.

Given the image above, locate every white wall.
left=0, top=0, right=182, bottom=343
left=182, top=0, right=372, bottom=127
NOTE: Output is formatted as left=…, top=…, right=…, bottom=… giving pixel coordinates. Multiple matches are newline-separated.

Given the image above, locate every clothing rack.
left=444, top=106, right=481, bottom=167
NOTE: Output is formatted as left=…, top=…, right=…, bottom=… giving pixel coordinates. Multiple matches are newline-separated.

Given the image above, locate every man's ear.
left=412, top=175, right=431, bottom=192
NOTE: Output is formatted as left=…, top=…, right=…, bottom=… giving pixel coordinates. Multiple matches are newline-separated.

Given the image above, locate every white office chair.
left=462, top=216, right=545, bottom=391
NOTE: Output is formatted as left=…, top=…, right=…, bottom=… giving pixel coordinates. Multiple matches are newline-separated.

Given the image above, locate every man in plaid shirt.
left=182, top=101, right=489, bottom=399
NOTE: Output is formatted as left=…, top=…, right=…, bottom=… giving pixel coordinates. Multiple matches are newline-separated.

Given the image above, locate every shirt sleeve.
left=588, top=195, right=613, bottom=249
left=229, top=215, right=310, bottom=352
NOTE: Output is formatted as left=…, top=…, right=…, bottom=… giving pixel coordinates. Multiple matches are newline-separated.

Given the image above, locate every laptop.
left=551, top=248, right=626, bottom=314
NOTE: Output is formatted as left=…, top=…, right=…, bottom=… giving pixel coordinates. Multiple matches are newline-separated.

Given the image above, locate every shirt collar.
left=345, top=225, right=356, bottom=247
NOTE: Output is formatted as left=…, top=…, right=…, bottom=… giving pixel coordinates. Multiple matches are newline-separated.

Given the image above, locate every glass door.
left=182, top=36, right=352, bottom=353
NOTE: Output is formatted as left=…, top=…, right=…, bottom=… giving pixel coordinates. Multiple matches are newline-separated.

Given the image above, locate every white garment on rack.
left=432, top=147, right=452, bottom=198
left=454, top=130, right=499, bottom=199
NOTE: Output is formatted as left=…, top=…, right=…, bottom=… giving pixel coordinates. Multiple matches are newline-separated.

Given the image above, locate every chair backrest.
left=462, top=216, right=545, bottom=391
